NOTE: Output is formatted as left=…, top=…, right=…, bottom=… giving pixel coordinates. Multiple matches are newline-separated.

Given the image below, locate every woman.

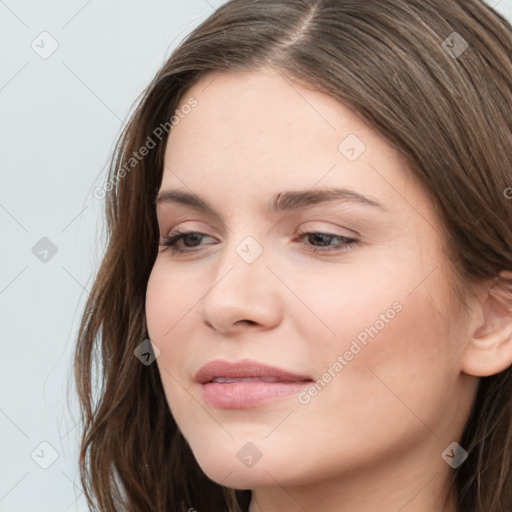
left=75, top=0, right=512, bottom=510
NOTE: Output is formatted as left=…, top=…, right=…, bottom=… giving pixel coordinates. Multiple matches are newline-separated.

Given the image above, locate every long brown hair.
left=74, top=1, right=512, bottom=510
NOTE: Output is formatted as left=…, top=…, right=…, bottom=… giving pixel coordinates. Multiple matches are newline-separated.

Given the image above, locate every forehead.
left=161, top=67, right=418, bottom=214
left=167, top=67, right=374, bottom=163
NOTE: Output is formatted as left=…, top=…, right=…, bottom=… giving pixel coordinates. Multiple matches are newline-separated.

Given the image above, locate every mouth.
left=210, top=376, right=284, bottom=383
left=195, top=359, right=314, bottom=409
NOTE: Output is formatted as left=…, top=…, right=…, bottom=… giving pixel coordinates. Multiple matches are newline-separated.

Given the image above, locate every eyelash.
left=159, top=229, right=358, bottom=255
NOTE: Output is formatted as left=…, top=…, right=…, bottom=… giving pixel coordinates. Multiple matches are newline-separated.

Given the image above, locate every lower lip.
left=202, top=381, right=312, bottom=409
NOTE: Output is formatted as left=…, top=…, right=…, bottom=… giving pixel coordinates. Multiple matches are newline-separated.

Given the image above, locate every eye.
left=297, top=231, right=358, bottom=253
left=159, top=230, right=217, bottom=254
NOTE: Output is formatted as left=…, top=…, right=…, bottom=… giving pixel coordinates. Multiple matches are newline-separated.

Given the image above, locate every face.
left=145, top=67, right=476, bottom=492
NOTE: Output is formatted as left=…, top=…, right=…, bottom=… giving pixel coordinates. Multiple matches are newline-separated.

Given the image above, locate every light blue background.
left=1, top=1, right=511, bottom=510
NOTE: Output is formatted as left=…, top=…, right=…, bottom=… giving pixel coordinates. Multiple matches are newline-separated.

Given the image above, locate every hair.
left=74, top=0, right=512, bottom=511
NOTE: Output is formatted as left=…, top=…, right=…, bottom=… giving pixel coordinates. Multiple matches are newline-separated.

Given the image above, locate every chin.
left=186, top=436, right=313, bottom=489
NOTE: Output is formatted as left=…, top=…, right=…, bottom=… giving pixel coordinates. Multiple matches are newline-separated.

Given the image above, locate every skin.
left=145, top=66, right=509, bottom=512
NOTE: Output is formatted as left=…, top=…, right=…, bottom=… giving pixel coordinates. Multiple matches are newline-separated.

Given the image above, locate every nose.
left=201, top=241, right=283, bottom=334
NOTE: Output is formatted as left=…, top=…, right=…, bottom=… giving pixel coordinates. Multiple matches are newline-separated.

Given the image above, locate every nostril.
left=240, top=319, right=257, bottom=326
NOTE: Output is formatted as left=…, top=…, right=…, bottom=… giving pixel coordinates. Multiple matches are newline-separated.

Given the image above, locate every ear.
left=462, top=270, right=512, bottom=377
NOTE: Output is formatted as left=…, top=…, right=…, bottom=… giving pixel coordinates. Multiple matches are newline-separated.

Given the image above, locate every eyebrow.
left=155, top=187, right=388, bottom=216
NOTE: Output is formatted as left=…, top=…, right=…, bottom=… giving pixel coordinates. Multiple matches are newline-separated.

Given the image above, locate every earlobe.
left=462, top=271, right=512, bottom=377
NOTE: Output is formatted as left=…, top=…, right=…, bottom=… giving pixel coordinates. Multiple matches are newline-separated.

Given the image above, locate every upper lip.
left=195, top=359, right=313, bottom=384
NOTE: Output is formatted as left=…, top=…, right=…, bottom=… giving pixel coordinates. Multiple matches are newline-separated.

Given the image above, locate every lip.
left=196, top=359, right=314, bottom=409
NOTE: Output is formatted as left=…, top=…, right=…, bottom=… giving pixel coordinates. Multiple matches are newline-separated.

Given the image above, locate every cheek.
left=301, top=279, right=455, bottom=434
left=145, top=265, right=195, bottom=416
left=145, top=262, right=194, bottom=343
left=291, top=256, right=456, bottom=425
left=278, top=259, right=412, bottom=360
